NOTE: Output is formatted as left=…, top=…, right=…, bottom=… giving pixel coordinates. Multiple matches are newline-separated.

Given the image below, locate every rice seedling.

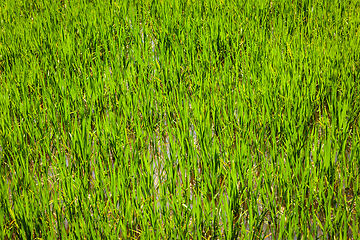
left=1, top=0, right=359, bottom=239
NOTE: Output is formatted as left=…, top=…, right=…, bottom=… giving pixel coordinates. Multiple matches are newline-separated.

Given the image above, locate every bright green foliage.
left=1, top=0, right=359, bottom=239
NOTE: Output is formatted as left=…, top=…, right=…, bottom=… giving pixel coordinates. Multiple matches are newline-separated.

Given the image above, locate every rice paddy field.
left=1, top=0, right=360, bottom=239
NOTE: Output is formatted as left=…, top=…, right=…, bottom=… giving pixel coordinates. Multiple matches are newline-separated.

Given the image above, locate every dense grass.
left=1, top=0, right=360, bottom=239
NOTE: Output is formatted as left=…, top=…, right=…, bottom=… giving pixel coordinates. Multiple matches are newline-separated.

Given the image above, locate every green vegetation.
left=1, top=0, right=359, bottom=238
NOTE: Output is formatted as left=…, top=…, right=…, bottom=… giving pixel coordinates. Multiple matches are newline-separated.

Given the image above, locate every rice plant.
left=0, top=0, right=359, bottom=239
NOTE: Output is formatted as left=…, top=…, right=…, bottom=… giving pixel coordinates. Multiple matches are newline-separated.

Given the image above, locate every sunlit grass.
left=1, top=0, right=360, bottom=239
